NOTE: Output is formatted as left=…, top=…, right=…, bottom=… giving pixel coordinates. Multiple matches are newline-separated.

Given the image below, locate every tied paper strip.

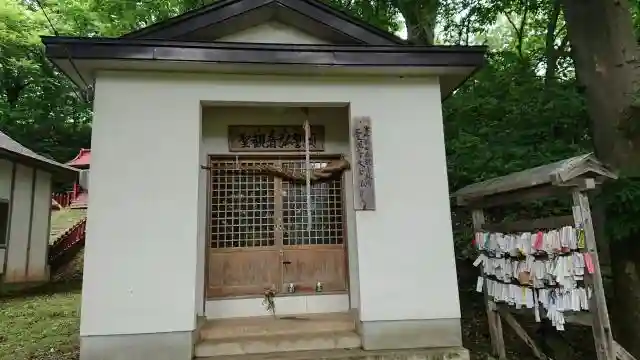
left=473, top=252, right=588, bottom=289
left=583, top=253, right=595, bottom=274
left=484, top=280, right=592, bottom=331
left=476, top=276, right=484, bottom=293
left=474, top=227, right=579, bottom=256
left=577, top=228, right=586, bottom=249
left=474, top=226, right=595, bottom=331
left=534, top=231, right=544, bottom=251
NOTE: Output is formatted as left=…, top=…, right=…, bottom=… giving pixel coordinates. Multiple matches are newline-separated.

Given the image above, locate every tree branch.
left=504, top=12, right=519, bottom=36
left=545, top=0, right=562, bottom=83
left=517, top=1, right=530, bottom=59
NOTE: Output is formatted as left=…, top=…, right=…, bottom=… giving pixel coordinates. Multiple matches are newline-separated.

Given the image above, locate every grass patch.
left=0, top=290, right=80, bottom=360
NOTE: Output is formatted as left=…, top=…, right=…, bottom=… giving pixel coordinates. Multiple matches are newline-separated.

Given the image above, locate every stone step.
left=200, top=313, right=356, bottom=340
left=196, top=347, right=470, bottom=360
left=194, top=331, right=361, bottom=358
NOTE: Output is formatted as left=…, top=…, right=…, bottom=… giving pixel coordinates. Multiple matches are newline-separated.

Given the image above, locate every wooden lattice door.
left=207, top=156, right=347, bottom=299
left=279, top=158, right=347, bottom=294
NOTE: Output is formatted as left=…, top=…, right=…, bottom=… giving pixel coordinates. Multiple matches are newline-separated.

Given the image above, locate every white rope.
left=303, top=113, right=312, bottom=235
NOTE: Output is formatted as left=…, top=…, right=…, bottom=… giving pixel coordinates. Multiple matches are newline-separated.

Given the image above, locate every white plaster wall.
left=196, top=105, right=207, bottom=317
left=83, top=76, right=202, bottom=336
left=201, top=106, right=355, bottom=315
left=27, top=170, right=52, bottom=281
left=90, top=72, right=460, bottom=336
left=5, top=164, right=33, bottom=283
left=3, top=165, right=54, bottom=283
left=218, top=22, right=328, bottom=44
left=207, top=294, right=349, bottom=319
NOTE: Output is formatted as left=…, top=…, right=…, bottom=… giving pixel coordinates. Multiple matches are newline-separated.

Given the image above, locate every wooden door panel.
left=208, top=249, right=280, bottom=298
left=207, top=155, right=348, bottom=299
left=282, top=245, right=347, bottom=293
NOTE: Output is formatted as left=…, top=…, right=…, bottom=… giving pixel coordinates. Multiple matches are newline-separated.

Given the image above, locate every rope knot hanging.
left=302, top=108, right=312, bottom=236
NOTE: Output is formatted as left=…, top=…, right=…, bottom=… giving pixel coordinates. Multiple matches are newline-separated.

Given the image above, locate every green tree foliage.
left=445, top=53, right=589, bottom=191
left=444, top=52, right=590, bottom=260
left=4, top=0, right=640, bottom=357
left=0, top=0, right=91, bottom=163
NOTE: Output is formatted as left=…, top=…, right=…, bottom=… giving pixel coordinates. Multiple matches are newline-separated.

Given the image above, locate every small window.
left=0, top=201, right=9, bottom=247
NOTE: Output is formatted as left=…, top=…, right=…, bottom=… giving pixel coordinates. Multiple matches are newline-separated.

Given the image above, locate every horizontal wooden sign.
left=352, top=117, right=376, bottom=211
left=228, top=125, right=325, bottom=152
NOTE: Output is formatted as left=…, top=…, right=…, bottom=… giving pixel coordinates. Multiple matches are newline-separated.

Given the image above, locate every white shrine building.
left=42, top=0, right=486, bottom=358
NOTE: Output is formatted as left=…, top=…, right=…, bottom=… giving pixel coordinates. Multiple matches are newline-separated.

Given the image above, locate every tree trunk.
left=609, top=230, right=640, bottom=354
left=562, top=0, right=640, bottom=172
left=561, top=0, right=640, bottom=356
left=544, top=0, right=562, bottom=84
left=393, top=0, right=439, bottom=45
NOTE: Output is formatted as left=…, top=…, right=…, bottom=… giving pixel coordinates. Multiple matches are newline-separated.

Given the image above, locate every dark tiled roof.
left=0, top=131, right=78, bottom=178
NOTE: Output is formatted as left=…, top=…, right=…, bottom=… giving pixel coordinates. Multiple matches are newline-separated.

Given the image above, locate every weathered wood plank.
left=565, top=312, right=593, bottom=327
left=497, top=307, right=548, bottom=359
left=458, top=184, right=570, bottom=208
left=504, top=306, right=594, bottom=328
left=352, top=117, right=376, bottom=211
left=453, top=154, right=617, bottom=207
left=228, top=125, right=325, bottom=152
left=502, top=303, right=635, bottom=360
left=481, top=215, right=575, bottom=233
left=572, top=190, right=615, bottom=360
left=615, top=341, right=637, bottom=360
left=472, top=209, right=507, bottom=360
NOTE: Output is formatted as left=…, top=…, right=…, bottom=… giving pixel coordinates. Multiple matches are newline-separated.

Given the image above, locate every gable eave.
left=42, top=36, right=486, bottom=100
left=120, top=0, right=406, bottom=45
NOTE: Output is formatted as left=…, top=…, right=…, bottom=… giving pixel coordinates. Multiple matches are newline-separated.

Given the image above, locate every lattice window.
left=281, top=160, right=343, bottom=246
left=210, top=159, right=275, bottom=248
left=209, top=157, right=344, bottom=249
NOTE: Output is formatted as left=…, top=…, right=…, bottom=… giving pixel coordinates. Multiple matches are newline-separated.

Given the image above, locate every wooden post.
left=472, top=209, right=507, bottom=360
left=572, top=189, right=615, bottom=360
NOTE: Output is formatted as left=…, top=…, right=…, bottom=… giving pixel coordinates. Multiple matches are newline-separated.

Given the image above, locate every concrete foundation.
left=359, top=318, right=462, bottom=350
left=197, top=347, right=470, bottom=359
left=79, top=315, right=465, bottom=360
left=80, top=331, right=195, bottom=360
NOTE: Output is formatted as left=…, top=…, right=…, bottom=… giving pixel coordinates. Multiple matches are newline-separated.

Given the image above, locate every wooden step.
left=200, top=313, right=356, bottom=340
left=194, top=331, right=361, bottom=358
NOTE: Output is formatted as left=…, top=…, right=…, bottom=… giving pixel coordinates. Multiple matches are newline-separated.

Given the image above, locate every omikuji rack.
left=452, top=154, right=632, bottom=360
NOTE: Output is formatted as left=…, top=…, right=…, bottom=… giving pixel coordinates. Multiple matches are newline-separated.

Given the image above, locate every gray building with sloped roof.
left=0, top=131, right=77, bottom=283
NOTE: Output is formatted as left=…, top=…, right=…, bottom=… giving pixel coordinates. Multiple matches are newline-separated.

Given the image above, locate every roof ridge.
left=119, top=0, right=405, bottom=45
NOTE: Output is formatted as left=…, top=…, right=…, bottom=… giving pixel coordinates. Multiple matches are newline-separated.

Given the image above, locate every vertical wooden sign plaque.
left=352, top=116, right=376, bottom=210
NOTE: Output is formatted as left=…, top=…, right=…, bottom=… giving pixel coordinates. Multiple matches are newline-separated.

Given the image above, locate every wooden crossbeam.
left=481, top=215, right=575, bottom=233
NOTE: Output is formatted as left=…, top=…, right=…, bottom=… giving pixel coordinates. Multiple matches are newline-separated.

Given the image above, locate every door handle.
left=282, top=260, right=292, bottom=265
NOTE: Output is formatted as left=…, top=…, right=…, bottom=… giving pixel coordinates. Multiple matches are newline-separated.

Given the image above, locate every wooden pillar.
left=471, top=209, right=507, bottom=360
left=572, top=189, right=615, bottom=360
